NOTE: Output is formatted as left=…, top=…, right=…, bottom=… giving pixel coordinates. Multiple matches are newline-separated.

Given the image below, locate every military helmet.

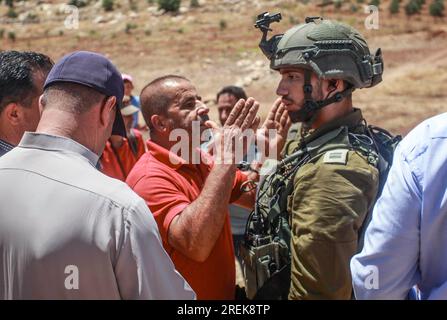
left=263, top=17, right=383, bottom=89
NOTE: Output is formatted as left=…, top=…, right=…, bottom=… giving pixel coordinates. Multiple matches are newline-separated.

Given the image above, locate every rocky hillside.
left=1, top=0, right=446, bottom=134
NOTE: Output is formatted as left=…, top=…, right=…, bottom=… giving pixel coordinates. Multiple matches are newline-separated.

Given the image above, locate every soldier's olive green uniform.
left=244, top=14, right=386, bottom=300
left=284, top=109, right=379, bottom=299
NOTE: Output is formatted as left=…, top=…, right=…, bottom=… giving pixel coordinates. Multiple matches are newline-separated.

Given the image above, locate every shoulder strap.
left=357, top=125, right=402, bottom=251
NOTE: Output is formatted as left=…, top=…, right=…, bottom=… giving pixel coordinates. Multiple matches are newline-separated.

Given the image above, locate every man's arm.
left=232, top=99, right=291, bottom=210
left=169, top=98, right=259, bottom=262
left=114, top=199, right=196, bottom=300
left=351, top=143, right=421, bottom=300
left=168, top=163, right=237, bottom=262
left=289, top=151, right=379, bottom=300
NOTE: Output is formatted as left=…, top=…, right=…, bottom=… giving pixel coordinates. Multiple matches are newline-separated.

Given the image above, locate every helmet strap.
left=288, top=69, right=355, bottom=128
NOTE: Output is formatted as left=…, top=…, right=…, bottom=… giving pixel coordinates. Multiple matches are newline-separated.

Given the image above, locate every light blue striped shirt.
left=351, top=112, right=447, bottom=300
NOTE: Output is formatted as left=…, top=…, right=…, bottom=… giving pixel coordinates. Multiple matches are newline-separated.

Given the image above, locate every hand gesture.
left=205, top=97, right=260, bottom=165
left=256, top=98, right=291, bottom=160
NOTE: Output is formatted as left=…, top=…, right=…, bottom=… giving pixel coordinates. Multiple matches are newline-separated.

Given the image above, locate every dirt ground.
left=1, top=0, right=447, bottom=136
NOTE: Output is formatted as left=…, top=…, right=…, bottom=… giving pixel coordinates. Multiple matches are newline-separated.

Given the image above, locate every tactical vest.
left=241, top=124, right=401, bottom=300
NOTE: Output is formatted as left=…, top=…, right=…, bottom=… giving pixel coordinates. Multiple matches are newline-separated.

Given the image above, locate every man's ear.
left=38, top=95, right=44, bottom=115
left=99, top=96, right=117, bottom=128
left=3, top=103, right=22, bottom=126
left=150, top=114, right=169, bottom=135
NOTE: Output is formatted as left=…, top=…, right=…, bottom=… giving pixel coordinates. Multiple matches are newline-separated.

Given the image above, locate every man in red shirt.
left=100, top=97, right=145, bottom=180
left=126, top=75, right=290, bottom=299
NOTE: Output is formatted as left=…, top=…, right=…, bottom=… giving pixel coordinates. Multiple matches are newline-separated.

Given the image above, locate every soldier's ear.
left=324, top=79, right=344, bottom=98
left=328, top=79, right=339, bottom=90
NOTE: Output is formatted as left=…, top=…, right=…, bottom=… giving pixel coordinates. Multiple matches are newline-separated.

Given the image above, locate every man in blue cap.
left=0, top=51, right=195, bottom=299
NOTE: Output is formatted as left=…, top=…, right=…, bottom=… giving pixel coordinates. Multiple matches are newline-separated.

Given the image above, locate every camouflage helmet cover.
left=270, top=18, right=383, bottom=89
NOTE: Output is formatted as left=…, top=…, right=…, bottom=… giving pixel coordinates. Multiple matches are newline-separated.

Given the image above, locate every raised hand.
left=205, top=97, right=260, bottom=165
left=256, top=98, right=292, bottom=160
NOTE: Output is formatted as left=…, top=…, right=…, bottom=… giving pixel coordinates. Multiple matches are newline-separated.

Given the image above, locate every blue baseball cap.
left=43, top=51, right=126, bottom=137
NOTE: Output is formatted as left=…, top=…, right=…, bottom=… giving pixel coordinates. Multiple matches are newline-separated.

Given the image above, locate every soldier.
left=243, top=15, right=392, bottom=299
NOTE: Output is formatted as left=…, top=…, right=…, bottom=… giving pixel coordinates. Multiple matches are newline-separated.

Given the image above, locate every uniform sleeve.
left=114, top=198, right=196, bottom=300
left=289, top=151, right=379, bottom=300
left=350, top=142, right=422, bottom=300
left=130, top=174, right=191, bottom=248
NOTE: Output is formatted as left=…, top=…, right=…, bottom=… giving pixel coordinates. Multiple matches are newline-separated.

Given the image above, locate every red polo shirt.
left=100, top=129, right=145, bottom=181
left=126, top=140, right=247, bottom=300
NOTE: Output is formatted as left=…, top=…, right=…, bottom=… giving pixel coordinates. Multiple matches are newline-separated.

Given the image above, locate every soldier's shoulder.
left=295, top=148, right=379, bottom=186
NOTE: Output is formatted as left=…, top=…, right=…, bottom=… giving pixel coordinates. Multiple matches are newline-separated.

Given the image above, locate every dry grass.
left=1, top=0, right=446, bottom=135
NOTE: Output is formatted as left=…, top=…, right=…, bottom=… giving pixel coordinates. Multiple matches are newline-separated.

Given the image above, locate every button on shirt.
left=0, top=132, right=195, bottom=300
left=351, top=113, right=447, bottom=300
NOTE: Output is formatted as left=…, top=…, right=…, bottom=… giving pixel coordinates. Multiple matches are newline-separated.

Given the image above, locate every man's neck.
left=311, top=103, right=353, bottom=130
left=0, top=124, right=20, bottom=146
left=36, top=109, right=102, bottom=156
left=151, top=134, right=198, bottom=163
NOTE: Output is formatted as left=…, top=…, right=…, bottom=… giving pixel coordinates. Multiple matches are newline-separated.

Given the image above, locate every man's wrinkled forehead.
left=164, top=80, right=199, bottom=105
left=162, top=78, right=192, bottom=92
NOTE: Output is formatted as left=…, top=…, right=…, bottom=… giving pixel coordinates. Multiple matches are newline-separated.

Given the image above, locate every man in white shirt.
left=0, top=51, right=195, bottom=300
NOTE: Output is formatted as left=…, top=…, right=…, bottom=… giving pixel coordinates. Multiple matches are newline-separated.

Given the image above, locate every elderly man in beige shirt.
left=0, top=51, right=195, bottom=300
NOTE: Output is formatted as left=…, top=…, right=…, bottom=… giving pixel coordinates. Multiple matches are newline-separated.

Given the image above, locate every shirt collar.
left=303, top=108, right=364, bottom=144
left=146, top=140, right=212, bottom=170
left=0, top=138, right=14, bottom=156
left=18, top=132, right=99, bottom=166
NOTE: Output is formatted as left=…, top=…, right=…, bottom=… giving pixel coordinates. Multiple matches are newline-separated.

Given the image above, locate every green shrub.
left=125, top=23, right=138, bottom=34
left=190, top=0, right=199, bottom=7
left=157, top=0, right=181, bottom=12
left=102, top=0, right=114, bottom=11
left=6, top=8, right=18, bottom=18
left=8, top=31, right=16, bottom=42
left=405, top=0, right=422, bottom=14
left=390, top=0, right=400, bottom=13
left=429, top=0, right=445, bottom=16
left=219, top=19, right=227, bottom=30
left=334, top=0, right=343, bottom=9
left=68, top=0, right=88, bottom=7
left=129, top=0, right=138, bottom=11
